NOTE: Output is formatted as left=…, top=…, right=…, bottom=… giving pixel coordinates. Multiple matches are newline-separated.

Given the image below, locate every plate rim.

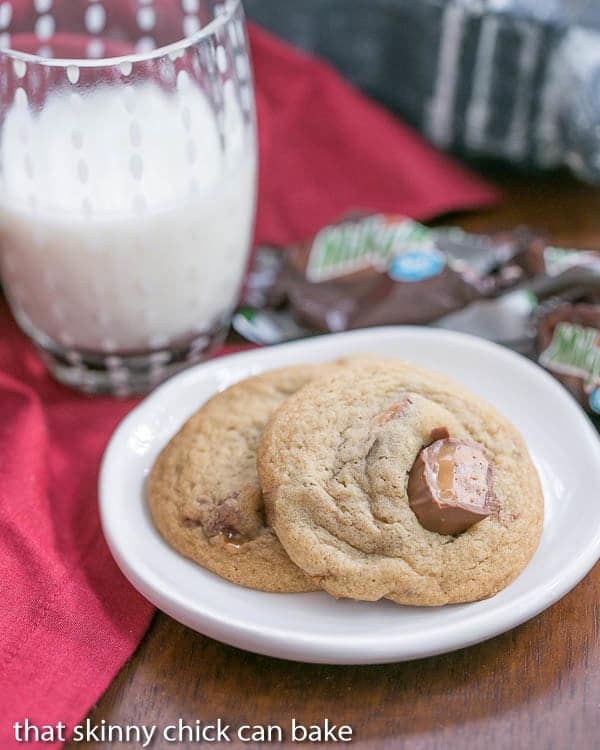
left=99, top=326, right=600, bottom=664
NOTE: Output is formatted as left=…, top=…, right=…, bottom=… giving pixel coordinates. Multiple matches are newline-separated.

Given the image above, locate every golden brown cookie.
left=258, top=360, right=544, bottom=605
left=148, top=363, right=348, bottom=592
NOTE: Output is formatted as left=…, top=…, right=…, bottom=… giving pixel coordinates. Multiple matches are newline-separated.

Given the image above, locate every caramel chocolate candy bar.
left=407, top=438, right=494, bottom=535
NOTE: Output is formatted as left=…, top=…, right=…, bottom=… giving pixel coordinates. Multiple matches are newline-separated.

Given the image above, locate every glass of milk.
left=0, top=0, right=257, bottom=394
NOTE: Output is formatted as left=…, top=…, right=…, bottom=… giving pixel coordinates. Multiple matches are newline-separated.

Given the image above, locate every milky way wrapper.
left=239, top=215, right=600, bottom=419
left=245, top=214, right=539, bottom=333
left=538, top=304, right=600, bottom=416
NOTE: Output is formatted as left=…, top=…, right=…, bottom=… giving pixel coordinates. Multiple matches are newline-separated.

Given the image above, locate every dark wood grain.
left=73, top=168, right=600, bottom=750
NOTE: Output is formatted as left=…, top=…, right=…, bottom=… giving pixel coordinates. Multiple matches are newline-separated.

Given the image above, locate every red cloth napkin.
left=0, top=20, right=498, bottom=750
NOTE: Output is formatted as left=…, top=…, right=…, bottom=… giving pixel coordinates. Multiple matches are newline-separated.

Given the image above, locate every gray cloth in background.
left=245, top=0, right=600, bottom=183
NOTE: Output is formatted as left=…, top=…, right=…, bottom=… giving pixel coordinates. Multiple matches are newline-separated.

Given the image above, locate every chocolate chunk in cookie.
left=407, top=438, right=494, bottom=535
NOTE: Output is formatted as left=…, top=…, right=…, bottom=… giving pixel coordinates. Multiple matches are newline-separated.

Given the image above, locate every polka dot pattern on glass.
left=182, top=0, right=199, bottom=13
left=87, top=39, right=104, bottom=58
left=14, top=87, right=27, bottom=107
left=216, top=45, right=227, bottom=74
left=66, top=65, right=80, bottom=84
left=136, top=36, right=155, bottom=53
left=13, top=58, right=26, bottom=78
left=34, top=0, right=53, bottom=13
left=35, top=14, right=54, bottom=41
left=235, top=54, right=248, bottom=79
left=137, top=6, right=155, bottom=32
left=176, top=69, right=190, bottom=90
left=85, top=3, right=106, bottom=34
left=0, top=1, right=11, bottom=29
left=159, top=59, right=176, bottom=83
left=183, top=14, right=200, bottom=37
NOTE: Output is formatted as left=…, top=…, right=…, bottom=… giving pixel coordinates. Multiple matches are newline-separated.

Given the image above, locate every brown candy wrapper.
left=537, top=304, right=600, bottom=416
left=246, top=214, right=538, bottom=332
left=236, top=213, right=600, bottom=416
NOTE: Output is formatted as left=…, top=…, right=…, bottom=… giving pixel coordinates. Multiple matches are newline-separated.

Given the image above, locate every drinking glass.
left=0, top=0, right=257, bottom=394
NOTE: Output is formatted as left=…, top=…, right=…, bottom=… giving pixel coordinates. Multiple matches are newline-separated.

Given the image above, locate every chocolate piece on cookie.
left=407, top=438, right=494, bottom=535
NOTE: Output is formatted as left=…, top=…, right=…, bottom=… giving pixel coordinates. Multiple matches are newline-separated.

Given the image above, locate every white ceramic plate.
left=99, top=327, right=600, bottom=664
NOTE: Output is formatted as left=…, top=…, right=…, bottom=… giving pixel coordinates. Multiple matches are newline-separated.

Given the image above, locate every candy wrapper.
left=238, top=214, right=537, bottom=334
left=438, top=241, right=600, bottom=418
left=234, top=214, right=600, bottom=416
left=538, top=304, right=600, bottom=417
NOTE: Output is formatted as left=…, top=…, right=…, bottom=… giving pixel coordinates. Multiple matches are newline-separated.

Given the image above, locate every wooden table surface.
left=76, top=169, right=600, bottom=750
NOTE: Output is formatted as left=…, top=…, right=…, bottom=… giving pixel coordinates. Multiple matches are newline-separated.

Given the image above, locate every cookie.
left=148, top=363, right=345, bottom=592
left=258, top=360, right=543, bottom=605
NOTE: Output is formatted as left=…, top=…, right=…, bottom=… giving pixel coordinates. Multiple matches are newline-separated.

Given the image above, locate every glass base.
left=35, top=328, right=229, bottom=396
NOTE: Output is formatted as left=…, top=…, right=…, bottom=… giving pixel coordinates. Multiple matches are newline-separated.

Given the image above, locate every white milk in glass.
left=0, top=78, right=256, bottom=352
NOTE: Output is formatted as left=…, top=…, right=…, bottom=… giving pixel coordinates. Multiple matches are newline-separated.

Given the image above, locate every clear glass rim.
left=0, top=0, right=242, bottom=68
